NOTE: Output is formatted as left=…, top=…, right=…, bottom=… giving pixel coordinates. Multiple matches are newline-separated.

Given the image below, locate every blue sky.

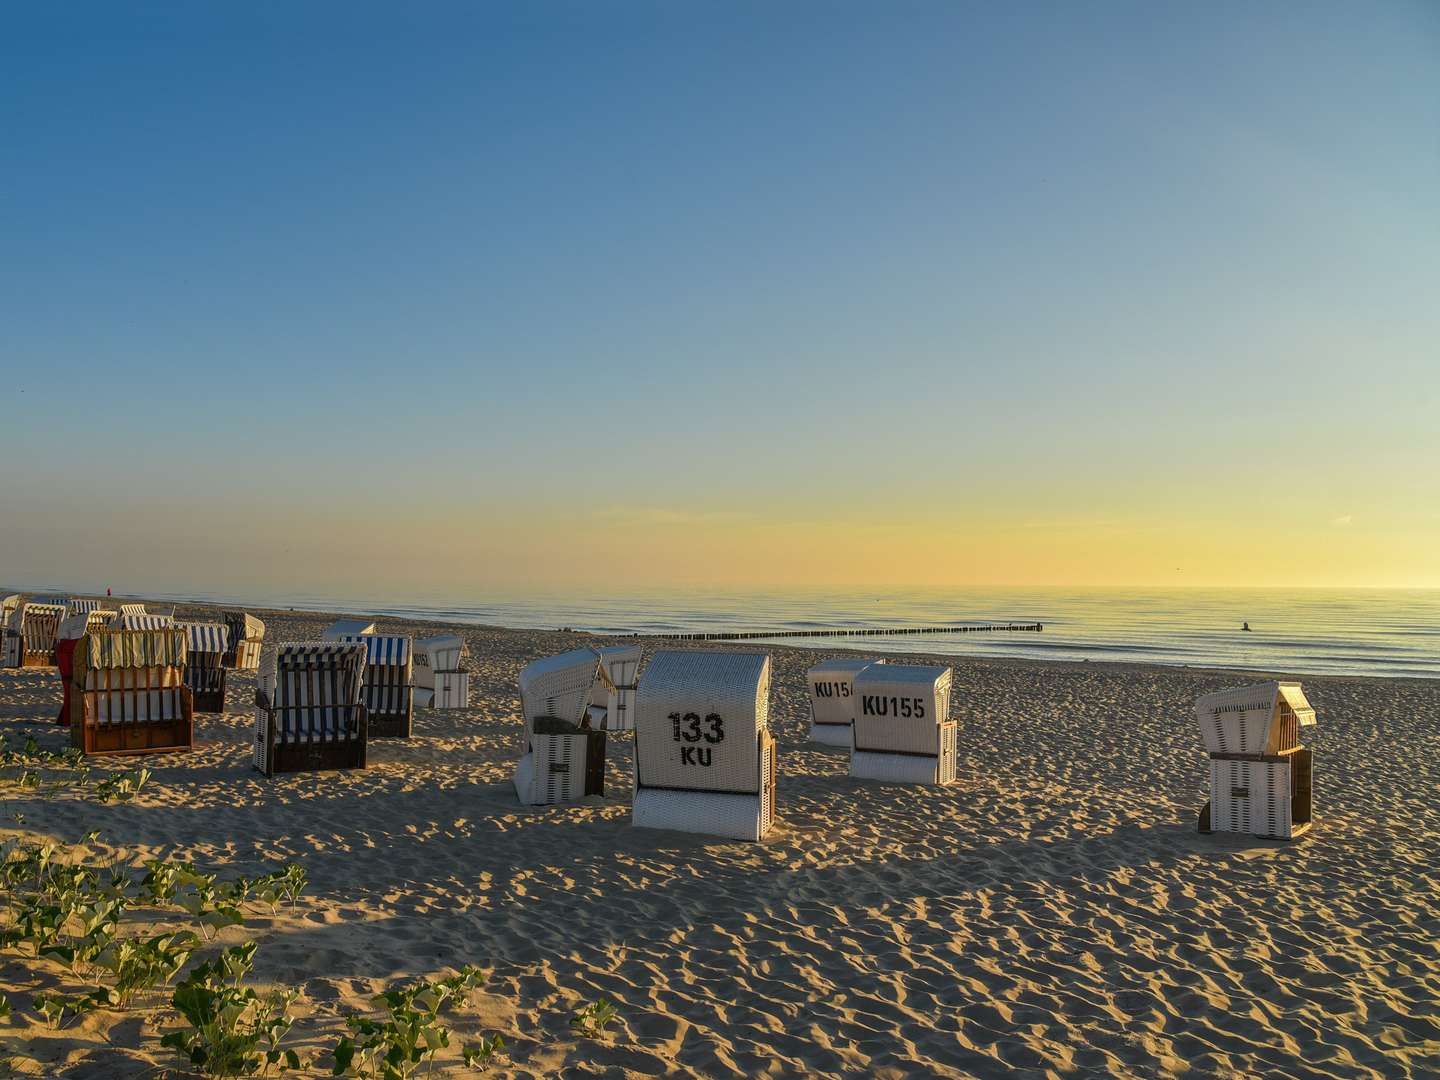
left=3, top=3, right=1438, bottom=593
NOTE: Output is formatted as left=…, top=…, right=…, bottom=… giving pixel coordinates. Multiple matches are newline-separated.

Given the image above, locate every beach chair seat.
left=513, top=648, right=609, bottom=805
left=1195, top=681, right=1315, bottom=840
left=806, top=657, right=882, bottom=747
left=69, top=629, right=193, bottom=756
left=340, top=634, right=414, bottom=737
left=221, top=612, right=265, bottom=670
left=850, top=664, right=957, bottom=786
left=253, top=642, right=368, bottom=776
left=413, top=634, right=469, bottom=708
left=177, top=621, right=231, bottom=713
left=632, top=650, right=776, bottom=841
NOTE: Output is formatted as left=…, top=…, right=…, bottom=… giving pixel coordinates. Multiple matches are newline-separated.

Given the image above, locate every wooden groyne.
left=630, top=622, right=1043, bottom=641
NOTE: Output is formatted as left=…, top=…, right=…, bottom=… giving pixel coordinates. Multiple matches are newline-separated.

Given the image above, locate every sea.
left=31, top=585, right=1436, bottom=680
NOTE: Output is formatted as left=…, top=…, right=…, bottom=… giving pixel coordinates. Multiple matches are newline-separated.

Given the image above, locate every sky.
left=3, top=2, right=1438, bottom=596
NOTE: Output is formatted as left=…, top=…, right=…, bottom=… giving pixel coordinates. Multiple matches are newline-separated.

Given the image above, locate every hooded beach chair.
left=413, top=634, right=469, bottom=708
left=321, top=618, right=376, bottom=641
left=1, top=598, right=23, bottom=668
left=7, top=602, right=66, bottom=669
left=117, top=603, right=148, bottom=617
left=340, top=634, right=413, bottom=737
left=806, top=658, right=883, bottom=747
left=586, top=644, right=642, bottom=732
left=1195, top=681, right=1315, bottom=840
left=512, top=648, right=608, bottom=805
left=66, top=599, right=103, bottom=616
left=54, top=611, right=117, bottom=724
left=850, top=663, right=957, bottom=785
left=177, top=621, right=231, bottom=713
left=116, top=612, right=175, bottom=631
left=69, top=628, right=192, bottom=756
left=253, top=642, right=369, bottom=776
left=632, top=650, right=776, bottom=841
left=221, top=611, right=265, bottom=670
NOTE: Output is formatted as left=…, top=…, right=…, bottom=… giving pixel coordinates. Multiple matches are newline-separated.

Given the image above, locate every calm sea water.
left=77, top=585, right=1440, bottom=679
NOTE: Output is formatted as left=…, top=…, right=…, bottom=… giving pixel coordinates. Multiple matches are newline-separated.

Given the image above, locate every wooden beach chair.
left=177, top=621, right=230, bottom=714
left=806, top=658, right=882, bottom=747
left=849, top=663, right=957, bottom=785
left=1195, top=681, right=1315, bottom=840
left=69, top=628, right=192, bottom=756
left=632, top=650, right=776, bottom=841
left=221, top=611, right=265, bottom=671
left=321, top=618, right=376, bottom=641
left=413, top=634, right=469, bottom=708
left=340, top=634, right=413, bottom=737
left=252, top=642, right=368, bottom=776
left=513, top=648, right=608, bottom=805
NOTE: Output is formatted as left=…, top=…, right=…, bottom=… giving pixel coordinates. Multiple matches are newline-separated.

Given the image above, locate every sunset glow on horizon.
left=4, top=2, right=1437, bottom=596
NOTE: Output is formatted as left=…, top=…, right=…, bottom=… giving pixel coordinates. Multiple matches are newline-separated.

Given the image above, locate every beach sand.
left=2, top=604, right=1437, bottom=1078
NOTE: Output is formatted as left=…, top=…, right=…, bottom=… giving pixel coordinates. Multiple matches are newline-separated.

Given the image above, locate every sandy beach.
left=2, top=603, right=1437, bottom=1079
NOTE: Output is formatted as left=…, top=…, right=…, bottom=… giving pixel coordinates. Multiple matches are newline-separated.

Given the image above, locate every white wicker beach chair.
left=70, top=628, right=192, bottom=756
left=513, top=648, right=608, bottom=805
left=321, top=619, right=376, bottom=641
left=221, top=611, right=265, bottom=670
left=413, top=634, right=469, bottom=708
left=806, top=658, right=883, bottom=747
left=632, top=650, right=776, bottom=841
left=1196, top=681, right=1314, bottom=840
left=850, top=663, right=957, bottom=785
left=253, top=642, right=368, bottom=776
left=340, top=634, right=413, bottom=737
left=176, top=621, right=231, bottom=713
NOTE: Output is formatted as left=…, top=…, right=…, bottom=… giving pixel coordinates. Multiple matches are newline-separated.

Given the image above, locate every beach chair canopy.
left=57, top=611, right=114, bottom=642
left=321, top=619, right=377, bottom=641
left=73, top=629, right=188, bottom=727
left=177, top=621, right=230, bottom=656
left=634, top=650, right=771, bottom=796
left=1194, top=680, right=1315, bottom=756
left=851, top=664, right=954, bottom=757
left=518, top=648, right=602, bottom=726
left=223, top=611, right=265, bottom=641
left=66, top=599, right=103, bottom=616
left=116, top=612, right=175, bottom=631
left=117, top=603, right=147, bottom=617
left=415, top=634, right=467, bottom=673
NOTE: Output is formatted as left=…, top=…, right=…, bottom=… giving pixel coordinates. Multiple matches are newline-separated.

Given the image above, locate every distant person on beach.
left=1242, top=621, right=1251, bottom=631
left=106, top=587, right=111, bottom=597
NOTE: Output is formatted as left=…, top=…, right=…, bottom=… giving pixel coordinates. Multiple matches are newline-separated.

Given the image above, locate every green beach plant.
left=330, top=966, right=485, bottom=1079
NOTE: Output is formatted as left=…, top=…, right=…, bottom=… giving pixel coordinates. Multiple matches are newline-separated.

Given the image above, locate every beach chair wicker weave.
left=632, top=650, right=776, bottom=841
left=69, top=628, right=193, bottom=756
left=414, top=635, right=469, bottom=708
left=1195, top=681, right=1315, bottom=840
left=340, top=634, right=413, bottom=738
left=177, top=621, right=231, bottom=714
left=590, top=645, right=642, bottom=731
left=253, top=642, right=368, bottom=776
left=513, top=648, right=607, bottom=805
left=849, top=664, right=957, bottom=786
left=807, top=657, right=881, bottom=747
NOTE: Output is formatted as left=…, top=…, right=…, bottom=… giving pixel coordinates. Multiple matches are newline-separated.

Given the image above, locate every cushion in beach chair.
left=631, top=650, right=776, bottom=841
left=806, top=657, right=883, bottom=747
left=253, top=642, right=368, bottom=776
left=849, top=663, right=957, bottom=786
left=1195, top=681, right=1315, bottom=840
left=69, top=629, right=193, bottom=756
